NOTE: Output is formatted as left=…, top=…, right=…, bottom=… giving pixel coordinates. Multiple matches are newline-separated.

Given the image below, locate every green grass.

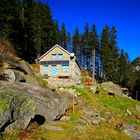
left=99, top=95, right=137, bottom=109
left=69, top=109, right=82, bottom=122
left=2, top=86, right=140, bottom=140
left=71, top=86, right=93, bottom=104
left=36, top=76, right=48, bottom=89
left=15, top=123, right=132, bottom=140
left=70, top=86, right=140, bottom=125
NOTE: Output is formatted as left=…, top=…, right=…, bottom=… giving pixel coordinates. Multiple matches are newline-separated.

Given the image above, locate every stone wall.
left=45, top=78, right=81, bottom=88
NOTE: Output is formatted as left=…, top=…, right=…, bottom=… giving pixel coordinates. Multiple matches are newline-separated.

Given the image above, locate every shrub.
left=0, top=39, right=16, bottom=61
left=43, top=74, right=49, bottom=79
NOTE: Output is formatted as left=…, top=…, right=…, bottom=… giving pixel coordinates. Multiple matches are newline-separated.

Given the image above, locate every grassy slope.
left=3, top=86, right=140, bottom=140
left=37, top=87, right=140, bottom=140
left=1, top=67, right=140, bottom=140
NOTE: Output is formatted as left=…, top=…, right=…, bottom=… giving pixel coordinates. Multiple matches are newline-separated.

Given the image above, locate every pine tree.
left=100, top=25, right=112, bottom=81
left=53, top=20, right=60, bottom=45
left=81, top=23, right=90, bottom=68
left=119, top=49, right=129, bottom=86
left=72, top=27, right=80, bottom=63
left=41, top=2, right=55, bottom=53
left=0, top=0, right=56, bottom=62
left=60, top=22, right=67, bottom=49
left=0, top=0, right=19, bottom=39
left=109, top=26, right=120, bottom=83
left=66, top=32, right=71, bottom=52
left=0, top=0, right=21, bottom=40
left=90, top=24, right=99, bottom=80
left=21, top=0, right=36, bottom=61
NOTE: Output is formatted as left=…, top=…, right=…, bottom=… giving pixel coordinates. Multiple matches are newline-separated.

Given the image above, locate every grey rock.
left=126, top=109, right=132, bottom=116
left=3, top=69, right=16, bottom=81
left=83, top=108, right=100, bottom=117
left=73, top=125, right=86, bottom=132
left=92, top=118, right=101, bottom=125
left=0, top=81, right=68, bottom=132
left=83, top=110, right=94, bottom=116
left=136, top=105, right=140, bottom=113
left=60, top=115, right=70, bottom=121
left=121, top=88, right=130, bottom=96
left=80, top=112, right=102, bottom=125
left=79, top=116, right=92, bottom=125
left=15, top=72, right=26, bottom=82
left=101, top=81, right=123, bottom=96
left=3, top=58, right=33, bottom=75
left=115, top=123, right=123, bottom=131
left=41, top=125, right=64, bottom=131
left=123, top=124, right=140, bottom=140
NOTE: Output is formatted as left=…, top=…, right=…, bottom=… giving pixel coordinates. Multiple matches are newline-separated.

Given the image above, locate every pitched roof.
left=38, top=44, right=70, bottom=60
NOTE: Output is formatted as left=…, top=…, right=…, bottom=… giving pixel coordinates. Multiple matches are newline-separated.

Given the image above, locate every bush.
left=43, top=74, right=49, bottom=79
left=0, top=39, right=16, bottom=61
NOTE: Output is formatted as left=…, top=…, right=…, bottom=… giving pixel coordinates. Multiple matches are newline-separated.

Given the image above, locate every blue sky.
left=43, top=0, right=140, bottom=61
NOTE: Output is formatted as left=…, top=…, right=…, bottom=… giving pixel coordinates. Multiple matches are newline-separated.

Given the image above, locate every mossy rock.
left=0, top=81, right=68, bottom=132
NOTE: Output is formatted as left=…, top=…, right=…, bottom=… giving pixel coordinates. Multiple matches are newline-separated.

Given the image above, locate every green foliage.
left=131, top=56, right=140, bottom=66
left=0, top=0, right=59, bottom=63
left=36, top=77, right=48, bottom=89
left=66, top=32, right=71, bottom=52
left=60, top=22, right=67, bottom=49
left=72, top=27, right=81, bottom=64
left=42, top=74, right=49, bottom=79
left=71, top=86, right=93, bottom=104
left=99, top=95, right=137, bottom=110
left=2, top=86, right=140, bottom=139
left=69, top=111, right=81, bottom=121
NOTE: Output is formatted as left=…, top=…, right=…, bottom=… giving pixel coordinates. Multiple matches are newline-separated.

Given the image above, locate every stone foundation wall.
left=45, top=78, right=81, bottom=88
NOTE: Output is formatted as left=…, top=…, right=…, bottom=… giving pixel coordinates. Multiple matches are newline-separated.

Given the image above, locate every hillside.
left=0, top=57, right=140, bottom=140
left=1, top=85, right=140, bottom=140
left=132, top=56, right=140, bottom=71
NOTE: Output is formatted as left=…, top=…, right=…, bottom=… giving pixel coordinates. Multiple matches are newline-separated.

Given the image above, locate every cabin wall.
left=39, top=45, right=81, bottom=85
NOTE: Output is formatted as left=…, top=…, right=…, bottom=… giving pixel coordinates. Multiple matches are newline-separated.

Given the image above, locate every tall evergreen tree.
left=81, top=23, right=90, bottom=68
left=53, top=20, right=60, bottom=45
left=66, top=32, right=71, bottom=52
left=119, top=50, right=131, bottom=87
left=41, top=2, right=55, bottom=53
left=72, top=27, right=81, bottom=63
left=0, top=0, right=19, bottom=39
left=109, top=26, right=120, bottom=83
left=90, top=24, right=100, bottom=79
left=60, top=22, right=67, bottom=49
left=100, top=25, right=112, bottom=81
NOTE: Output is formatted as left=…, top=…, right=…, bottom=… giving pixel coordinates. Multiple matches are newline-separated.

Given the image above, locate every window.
left=62, top=65, right=69, bottom=72
left=52, top=54, right=56, bottom=60
left=52, top=65, right=57, bottom=76
left=43, top=65, right=48, bottom=72
left=58, top=54, right=63, bottom=60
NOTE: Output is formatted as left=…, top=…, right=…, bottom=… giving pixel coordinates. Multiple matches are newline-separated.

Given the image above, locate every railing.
left=84, top=80, right=92, bottom=86
left=40, top=60, right=69, bottom=65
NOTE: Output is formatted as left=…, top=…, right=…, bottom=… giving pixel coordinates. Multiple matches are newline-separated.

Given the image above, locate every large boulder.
left=0, top=81, right=68, bottom=132
left=3, top=69, right=16, bottom=81
left=101, top=81, right=123, bottom=96
left=2, top=58, right=33, bottom=75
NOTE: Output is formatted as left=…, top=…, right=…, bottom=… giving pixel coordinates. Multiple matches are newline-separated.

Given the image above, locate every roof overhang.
left=38, top=44, right=71, bottom=61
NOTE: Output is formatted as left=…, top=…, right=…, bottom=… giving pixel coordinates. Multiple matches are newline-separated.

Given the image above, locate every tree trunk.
left=92, top=49, right=95, bottom=82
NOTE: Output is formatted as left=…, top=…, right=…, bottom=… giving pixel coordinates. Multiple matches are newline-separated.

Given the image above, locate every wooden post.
left=72, top=96, right=75, bottom=114
left=92, top=49, right=95, bottom=83
left=136, top=91, right=138, bottom=100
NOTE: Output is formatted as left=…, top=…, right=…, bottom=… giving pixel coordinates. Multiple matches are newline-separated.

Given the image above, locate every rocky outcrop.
left=123, top=124, right=140, bottom=140
left=101, top=81, right=123, bottom=96
left=0, top=57, right=34, bottom=84
left=2, top=58, right=34, bottom=75
left=0, top=81, right=68, bottom=132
